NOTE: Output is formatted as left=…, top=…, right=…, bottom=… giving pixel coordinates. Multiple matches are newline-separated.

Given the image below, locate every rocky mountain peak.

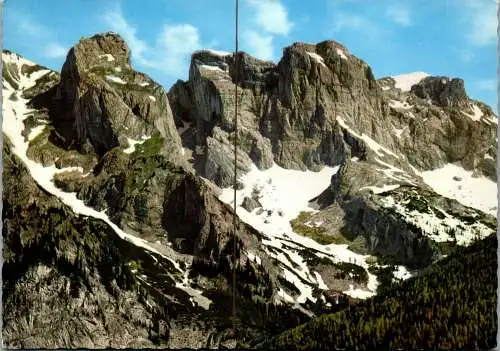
left=410, top=76, right=468, bottom=108
left=51, top=32, right=183, bottom=162
left=61, top=32, right=130, bottom=77
left=170, top=38, right=496, bottom=193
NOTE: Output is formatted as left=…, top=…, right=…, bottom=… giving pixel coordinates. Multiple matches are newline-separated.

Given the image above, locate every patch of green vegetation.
left=290, top=211, right=336, bottom=245
left=365, top=256, right=377, bottom=266
left=430, top=240, right=458, bottom=257
left=297, top=248, right=334, bottom=267
left=333, top=262, right=369, bottom=284
left=270, top=234, right=497, bottom=350
left=131, top=132, right=165, bottom=159
left=128, top=260, right=142, bottom=272
left=405, top=195, right=430, bottom=213
left=277, top=276, right=301, bottom=296
left=347, top=236, right=369, bottom=255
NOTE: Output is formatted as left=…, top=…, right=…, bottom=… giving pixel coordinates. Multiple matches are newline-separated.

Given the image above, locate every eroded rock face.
left=411, top=77, right=468, bottom=108
left=169, top=41, right=390, bottom=185
left=170, top=40, right=497, bottom=189
left=55, top=32, right=182, bottom=161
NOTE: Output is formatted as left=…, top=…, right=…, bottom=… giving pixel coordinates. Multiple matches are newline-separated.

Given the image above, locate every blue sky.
left=4, top=0, right=498, bottom=109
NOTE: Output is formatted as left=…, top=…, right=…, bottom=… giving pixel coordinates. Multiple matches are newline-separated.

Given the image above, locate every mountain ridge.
left=2, top=31, right=497, bottom=349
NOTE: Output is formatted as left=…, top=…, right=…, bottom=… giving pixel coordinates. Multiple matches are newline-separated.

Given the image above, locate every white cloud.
left=102, top=5, right=201, bottom=77
left=475, top=79, right=496, bottom=91
left=44, top=43, right=68, bottom=59
left=157, top=24, right=201, bottom=76
left=243, top=30, right=274, bottom=60
left=386, top=4, right=412, bottom=27
left=464, top=0, right=497, bottom=46
left=246, top=0, right=293, bottom=35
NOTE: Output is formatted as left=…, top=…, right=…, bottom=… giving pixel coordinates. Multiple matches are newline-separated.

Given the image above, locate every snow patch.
left=99, top=54, right=115, bottom=62
left=199, top=64, right=225, bottom=72
left=360, top=184, right=401, bottom=194
left=28, top=125, right=47, bottom=141
left=195, top=145, right=204, bottom=155
left=175, top=269, right=212, bottom=310
left=219, top=162, right=380, bottom=301
left=336, top=48, right=348, bottom=60
left=389, top=100, right=412, bottom=110
left=282, top=268, right=316, bottom=304
left=138, top=81, right=149, bottom=87
left=462, top=104, right=484, bottom=121
left=391, top=72, right=430, bottom=92
left=421, top=164, right=497, bottom=216
left=306, top=52, right=326, bottom=67
left=106, top=75, right=127, bottom=84
left=337, top=116, right=399, bottom=159
left=148, top=95, right=156, bottom=102
left=114, top=66, right=122, bottom=72
left=313, top=271, right=329, bottom=290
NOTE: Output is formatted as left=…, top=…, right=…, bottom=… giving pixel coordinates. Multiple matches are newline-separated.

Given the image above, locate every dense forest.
left=265, top=233, right=497, bottom=350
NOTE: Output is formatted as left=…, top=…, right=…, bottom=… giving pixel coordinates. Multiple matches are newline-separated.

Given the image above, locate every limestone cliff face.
left=54, top=32, right=182, bottom=161
left=169, top=41, right=497, bottom=189
left=168, top=39, right=497, bottom=268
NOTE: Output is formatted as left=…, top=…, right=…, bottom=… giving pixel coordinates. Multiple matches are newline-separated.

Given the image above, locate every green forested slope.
left=269, top=234, right=497, bottom=350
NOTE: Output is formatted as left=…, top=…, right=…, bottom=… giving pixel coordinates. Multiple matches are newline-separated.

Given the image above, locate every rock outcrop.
left=43, top=33, right=182, bottom=164
left=169, top=41, right=497, bottom=190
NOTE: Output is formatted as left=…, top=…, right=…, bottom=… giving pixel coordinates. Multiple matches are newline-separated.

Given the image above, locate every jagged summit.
left=53, top=32, right=183, bottom=159
left=62, top=31, right=131, bottom=76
